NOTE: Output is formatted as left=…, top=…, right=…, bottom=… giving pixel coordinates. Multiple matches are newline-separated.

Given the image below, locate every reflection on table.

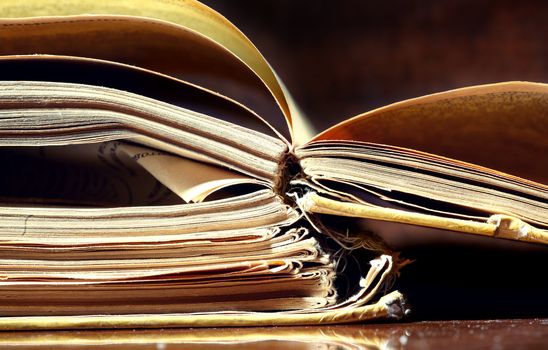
left=1, top=319, right=546, bottom=350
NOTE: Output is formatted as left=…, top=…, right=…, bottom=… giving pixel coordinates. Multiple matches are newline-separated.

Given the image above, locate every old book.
left=0, top=0, right=545, bottom=329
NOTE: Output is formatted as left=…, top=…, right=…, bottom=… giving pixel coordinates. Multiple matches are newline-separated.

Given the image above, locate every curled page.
left=299, top=192, right=548, bottom=245
left=119, top=143, right=264, bottom=202
left=0, top=255, right=406, bottom=329
left=0, top=0, right=314, bottom=144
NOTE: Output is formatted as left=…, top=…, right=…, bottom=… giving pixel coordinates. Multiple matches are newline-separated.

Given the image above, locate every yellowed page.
left=0, top=0, right=314, bottom=144
left=0, top=80, right=287, bottom=183
left=0, top=292, right=403, bottom=329
left=119, top=143, right=263, bottom=202
left=298, top=192, right=548, bottom=245
left=0, top=255, right=405, bottom=328
left=314, top=82, right=548, bottom=183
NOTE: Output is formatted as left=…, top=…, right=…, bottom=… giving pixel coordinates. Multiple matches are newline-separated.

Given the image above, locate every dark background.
left=203, top=0, right=548, bottom=131
left=202, top=0, right=548, bottom=321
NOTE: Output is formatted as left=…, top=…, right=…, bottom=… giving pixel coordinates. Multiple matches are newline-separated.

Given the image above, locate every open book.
left=0, top=0, right=546, bottom=329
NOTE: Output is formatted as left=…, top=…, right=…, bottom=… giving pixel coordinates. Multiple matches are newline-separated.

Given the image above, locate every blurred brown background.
left=203, top=0, right=548, bottom=131
left=202, top=0, right=548, bottom=321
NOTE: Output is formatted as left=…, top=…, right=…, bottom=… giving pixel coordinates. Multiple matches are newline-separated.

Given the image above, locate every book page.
left=119, top=143, right=263, bottom=203
left=0, top=141, right=266, bottom=208
left=314, top=82, right=548, bottom=184
left=0, top=23, right=286, bottom=141
left=0, top=80, right=287, bottom=184
left=0, top=190, right=299, bottom=243
left=296, top=141, right=548, bottom=244
left=0, top=143, right=181, bottom=207
left=0, top=0, right=315, bottom=145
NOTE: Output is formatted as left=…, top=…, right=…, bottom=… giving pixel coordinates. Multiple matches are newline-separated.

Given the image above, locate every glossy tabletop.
left=0, top=319, right=546, bottom=350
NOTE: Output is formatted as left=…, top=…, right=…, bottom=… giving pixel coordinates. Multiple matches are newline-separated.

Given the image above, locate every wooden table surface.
left=0, top=319, right=546, bottom=349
